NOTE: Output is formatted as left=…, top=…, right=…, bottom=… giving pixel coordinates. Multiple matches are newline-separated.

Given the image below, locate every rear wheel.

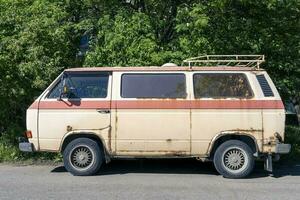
left=213, top=140, right=255, bottom=178
left=63, top=138, right=103, bottom=176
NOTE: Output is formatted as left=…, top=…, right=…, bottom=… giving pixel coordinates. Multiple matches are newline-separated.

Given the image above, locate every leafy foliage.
left=282, top=126, right=300, bottom=161
left=0, top=0, right=299, bottom=159
left=0, top=0, right=77, bottom=140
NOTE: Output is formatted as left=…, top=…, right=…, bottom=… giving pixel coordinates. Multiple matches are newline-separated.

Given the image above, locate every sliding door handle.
left=96, top=109, right=110, bottom=114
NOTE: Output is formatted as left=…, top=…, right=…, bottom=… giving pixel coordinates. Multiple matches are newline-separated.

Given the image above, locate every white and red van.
left=19, top=55, right=291, bottom=178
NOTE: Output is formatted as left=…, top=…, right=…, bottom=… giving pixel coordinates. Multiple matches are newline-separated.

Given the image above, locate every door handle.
left=96, top=109, right=110, bottom=114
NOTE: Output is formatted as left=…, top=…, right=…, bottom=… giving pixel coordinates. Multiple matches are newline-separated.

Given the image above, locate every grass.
left=0, top=125, right=62, bottom=164
left=0, top=142, right=62, bottom=164
left=0, top=126, right=299, bottom=164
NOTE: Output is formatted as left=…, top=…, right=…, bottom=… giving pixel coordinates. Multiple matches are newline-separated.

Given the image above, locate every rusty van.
left=19, top=55, right=291, bottom=178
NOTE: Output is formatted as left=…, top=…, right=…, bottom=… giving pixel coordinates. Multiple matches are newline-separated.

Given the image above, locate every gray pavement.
left=0, top=159, right=300, bottom=200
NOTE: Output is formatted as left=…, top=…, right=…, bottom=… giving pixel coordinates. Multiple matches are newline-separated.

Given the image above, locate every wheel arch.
left=59, top=131, right=111, bottom=163
left=207, top=132, right=259, bottom=159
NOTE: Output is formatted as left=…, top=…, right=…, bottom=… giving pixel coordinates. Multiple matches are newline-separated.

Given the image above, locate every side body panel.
left=112, top=72, right=191, bottom=156
left=26, top=74, right=64, bottom=151
left=38, top=106, right=111, bottom=151
left=190, top=72, right=263, bottom=156
left=191, top=109, right=263, bottom=155
left=26, top=108, right=39, bottom=150
left=259, top=72, right=285, bottom=153
left=34, top=73, right=113, bottom=152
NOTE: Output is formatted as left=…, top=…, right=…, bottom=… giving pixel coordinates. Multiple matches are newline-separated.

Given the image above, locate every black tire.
left=63, top=138, right=103, bottom=176
left=213, top=140, right=255, bottom=179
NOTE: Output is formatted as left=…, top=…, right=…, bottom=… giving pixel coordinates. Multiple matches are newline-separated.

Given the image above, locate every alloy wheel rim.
left=70, top=145, right=94, bottom=171
left=222, top=147, right=249, bottom=174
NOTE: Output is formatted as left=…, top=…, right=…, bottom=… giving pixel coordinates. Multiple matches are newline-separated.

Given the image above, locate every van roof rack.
left=182, top=55, right=265, bottom=69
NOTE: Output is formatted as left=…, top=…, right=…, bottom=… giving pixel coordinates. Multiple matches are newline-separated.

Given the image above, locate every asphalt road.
left=0, top=159, right=300, bottom=200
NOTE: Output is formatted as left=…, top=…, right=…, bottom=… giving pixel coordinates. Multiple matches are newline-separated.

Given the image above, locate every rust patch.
left=117, top=150, right=187, bottom=156
left=206, top=130, right=263, bottom=156
left=108, top=126, right=112, bottom=152
left=66, top=125, right=73, bottom=132
left=114, top=111, right=118, bottom=153
left=164, top=151, right=187, bottom=156
left=227, top=128, right=263, bottom=133
left=189, top=107, right=192, bottom=153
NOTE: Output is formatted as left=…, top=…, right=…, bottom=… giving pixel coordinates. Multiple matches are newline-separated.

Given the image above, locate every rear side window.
left=121, top=74, right=186, bottom=98
left=193, top=73, right=253, bottom=98
left=256, top=74, right=274, bottom=97
left=47, top=72, right=109, bottom=99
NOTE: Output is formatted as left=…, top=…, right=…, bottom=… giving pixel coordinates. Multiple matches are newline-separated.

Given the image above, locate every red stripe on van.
left=28, top=101, right=38, bottom=109
left=115, top=100, right=284, bottom=109
left=114, top=100, right=191, bottom=109
left=29, top=100, right=284, bottom=109
left=189, top=100, right=284, bottom=109
left=29, top=100, right=110, bottom=109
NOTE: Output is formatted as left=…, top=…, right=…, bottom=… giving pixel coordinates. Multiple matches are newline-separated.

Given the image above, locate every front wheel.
left=213, top=140, right=255, bottom=178
left=63, top=138, right=103, bottom=176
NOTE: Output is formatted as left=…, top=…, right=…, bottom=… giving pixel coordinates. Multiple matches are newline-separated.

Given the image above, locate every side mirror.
left=63, top=85, right=69, bottom=94
left=58, top=85, right=69, bottom=101
left=58, top=74, right=69, bottom=100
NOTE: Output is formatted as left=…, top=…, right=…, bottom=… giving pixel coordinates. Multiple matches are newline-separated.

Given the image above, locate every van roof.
left=64, top=66, right=264, bottom=72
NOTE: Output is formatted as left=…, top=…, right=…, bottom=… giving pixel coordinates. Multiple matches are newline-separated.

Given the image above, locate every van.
left=19, top=55, right=291, bottom=178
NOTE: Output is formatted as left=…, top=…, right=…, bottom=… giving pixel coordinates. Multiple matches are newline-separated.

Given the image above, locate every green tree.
left=0, top=0, right=299, bottom=146
left=0, top=0, right=76, bottom=140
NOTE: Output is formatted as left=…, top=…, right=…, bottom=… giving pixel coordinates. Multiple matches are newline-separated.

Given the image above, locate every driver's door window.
left=47, top=72, right=109, bottom=99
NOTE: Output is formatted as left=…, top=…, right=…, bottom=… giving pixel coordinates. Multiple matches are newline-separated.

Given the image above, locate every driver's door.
left=37, top=71, right=111, bottom=151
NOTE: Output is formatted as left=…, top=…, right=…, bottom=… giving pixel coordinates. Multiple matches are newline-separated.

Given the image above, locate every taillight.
left=25, top=130, right=32, bottom=138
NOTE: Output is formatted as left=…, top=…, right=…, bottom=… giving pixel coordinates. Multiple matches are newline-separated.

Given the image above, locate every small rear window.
left=121, top=73, right=186, bottom=98
left=193, top=73, right=253, bottom=98
left=256, top=74, right=274, bottom=97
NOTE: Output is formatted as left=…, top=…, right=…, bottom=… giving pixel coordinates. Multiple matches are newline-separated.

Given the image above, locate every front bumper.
left=18, top=137, right=34, bottom=152
left=275, top=143, right=291, bottom=154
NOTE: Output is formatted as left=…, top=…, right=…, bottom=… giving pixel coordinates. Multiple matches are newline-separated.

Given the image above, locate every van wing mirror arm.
left=57, top=73, right=68, bottom=101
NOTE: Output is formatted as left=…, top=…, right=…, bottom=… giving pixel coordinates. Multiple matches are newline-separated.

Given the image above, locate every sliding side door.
left=114, top=72, right=191, bottom=156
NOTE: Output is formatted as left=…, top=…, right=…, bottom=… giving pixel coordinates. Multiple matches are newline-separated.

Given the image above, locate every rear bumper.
left=275, top=143, right=291, bottom=154
left=264, top=143, right=291, bottom=172
left=18, top=137, right=34, bottom=152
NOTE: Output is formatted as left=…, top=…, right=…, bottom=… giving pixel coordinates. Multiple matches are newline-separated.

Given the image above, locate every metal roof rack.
left=182, top=55, right=265, bottom=69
